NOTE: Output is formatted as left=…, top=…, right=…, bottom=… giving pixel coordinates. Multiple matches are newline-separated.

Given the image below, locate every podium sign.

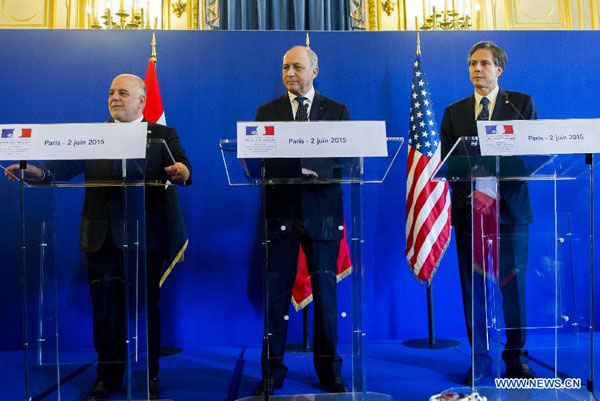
left=434, top=136, right=593, bottom=401
left=0, top=123, right=148, bottom=160
left=236, top=120, right=388, bottom=158
left=477, top=118, right=600, bottom=156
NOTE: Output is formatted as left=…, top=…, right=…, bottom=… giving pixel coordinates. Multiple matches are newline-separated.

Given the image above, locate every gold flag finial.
left=416, top=32, right=421, bottom=56
left=150, top=33, right=157, bottom=63
left=305, top=32, right=310, bottom=48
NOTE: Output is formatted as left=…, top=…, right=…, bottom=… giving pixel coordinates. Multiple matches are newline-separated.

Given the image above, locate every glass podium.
left=220, top=136, right=403, bottom=401
left=1, top=139, right=176, bottom=401
left=433, top=136, right=594, bottom=400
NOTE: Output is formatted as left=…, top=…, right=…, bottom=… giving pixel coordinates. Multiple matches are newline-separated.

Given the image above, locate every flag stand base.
left=402, top=338, right=460, bottom=349
left=402, top=285, right=461, bottom=349
left=159, top=346, right=183, bottom=357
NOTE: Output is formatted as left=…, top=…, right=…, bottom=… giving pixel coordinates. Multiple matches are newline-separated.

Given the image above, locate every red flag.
left=143, top=58, right=166, bottom=125
left=472, top=190, right=499, bottom=278
left=142, top=42, right=188, bottom=288
left=405, top=42, right=451, bottom=284
left=291, top=224, right=352, bottom=311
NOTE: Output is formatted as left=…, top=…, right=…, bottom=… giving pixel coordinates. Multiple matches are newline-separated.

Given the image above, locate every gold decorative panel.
left=0, top=0, right=52, bottom=27
left=505, top=0, right=571, bottom=29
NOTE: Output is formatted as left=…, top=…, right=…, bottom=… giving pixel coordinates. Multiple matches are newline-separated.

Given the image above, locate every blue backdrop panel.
left=1, top=30, right=599, bottom=351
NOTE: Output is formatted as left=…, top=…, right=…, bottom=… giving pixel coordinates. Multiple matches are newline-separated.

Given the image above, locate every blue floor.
left=2, top=335, right=600, bottom=400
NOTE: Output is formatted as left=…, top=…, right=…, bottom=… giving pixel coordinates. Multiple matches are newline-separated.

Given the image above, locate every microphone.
left=503, top=93, right=526, bottom=120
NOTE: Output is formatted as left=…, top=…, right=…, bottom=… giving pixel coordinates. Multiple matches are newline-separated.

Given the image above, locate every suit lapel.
left=275, top=94, right=294, bottom=121
left=491, top=88, right=508, bottom=120
left=309, top=91, right=326, bottom=121
left=465, top=95, right=477, bottom=135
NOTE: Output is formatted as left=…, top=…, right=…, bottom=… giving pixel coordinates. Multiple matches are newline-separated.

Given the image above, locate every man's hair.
left=114, top=73, right=147, bottom=95
left=285, top=46, right=319, bottom=70
left=468, top=41, right=507, bottom=69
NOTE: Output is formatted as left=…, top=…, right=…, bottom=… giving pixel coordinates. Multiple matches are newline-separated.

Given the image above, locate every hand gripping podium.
left=434, top=136, right=594, bottom=400
left=1, top=138, right=177, bottom=401
left=220, top=124, right=402, bottom=401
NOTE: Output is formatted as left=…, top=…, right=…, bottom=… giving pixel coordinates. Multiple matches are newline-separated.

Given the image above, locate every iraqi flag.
left=291, top=224, right=352, bottom=311
left=143, top=58, right=166, bottom=125
left=472, top=188, right=499, bottom=279
left=142, top=54, right=188, bottom=287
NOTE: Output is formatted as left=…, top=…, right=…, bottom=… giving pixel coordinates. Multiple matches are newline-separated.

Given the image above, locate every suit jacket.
left=255, top=91, right=350, bottom=240
left=44, top=122, right=192, bottom=253
left=440, top=88, right=536, bottom=225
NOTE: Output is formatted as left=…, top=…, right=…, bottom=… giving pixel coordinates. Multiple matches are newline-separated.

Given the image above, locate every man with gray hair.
left=441, top=41, right=537, bottom=385
left=252, top=45, right=350, bottom=396
left=5, top=73, right=191, bottom=400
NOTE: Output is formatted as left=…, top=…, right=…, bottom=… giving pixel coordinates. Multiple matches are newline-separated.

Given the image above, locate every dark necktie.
left=295, top=96, right=309, bottom=121
left=477, top=97, right=490, bottom=121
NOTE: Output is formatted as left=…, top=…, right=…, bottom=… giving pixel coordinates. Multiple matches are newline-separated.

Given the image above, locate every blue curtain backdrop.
left=218, top=0, right=351, bottom=30
left=2, top=30, right=600, bottom=352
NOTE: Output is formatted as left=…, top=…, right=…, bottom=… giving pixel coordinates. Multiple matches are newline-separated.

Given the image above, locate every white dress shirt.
left=288, top=87, right=315, bottom=120
left=474, top=85, right=499, bottom=120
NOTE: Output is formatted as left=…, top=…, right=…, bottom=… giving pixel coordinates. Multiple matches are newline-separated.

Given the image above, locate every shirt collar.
left=474, top=85, right=499, bottom=108
left=288, top=86, right=315, bottom=105
left=114, top=115, right=144, bottom=123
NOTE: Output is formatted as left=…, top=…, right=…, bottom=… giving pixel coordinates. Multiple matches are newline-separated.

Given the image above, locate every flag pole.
left=151, top=32, right=157, bottom=64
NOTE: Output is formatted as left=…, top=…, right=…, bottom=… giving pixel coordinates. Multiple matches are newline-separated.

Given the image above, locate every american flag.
left=405, top=43, right=451, bottom=284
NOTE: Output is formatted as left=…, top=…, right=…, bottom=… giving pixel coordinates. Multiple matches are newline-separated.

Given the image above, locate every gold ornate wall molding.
left=350, top=0, right=367, bottom=30
left=1, top=0, right=53, bottom=28
left=367, top=0, right=378, bottom=29
left=0, top=0, right=597, bottom=30
left=592, top=0, right=599, bottom=28
left=204, top=0, right=219, bottom=29
left=505, top=0, right=572, bottom=29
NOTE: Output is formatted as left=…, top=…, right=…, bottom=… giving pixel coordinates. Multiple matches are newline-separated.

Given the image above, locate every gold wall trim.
left=592, top=0, right=598, bottom=28
left=518, top=0, right=554, bottom=19
left=367, top=0, right=377, bottom=29
left=350, top=0, right=367, bottom=30
left=397, top=0, right=406, bottom=30
left=77, top=0, right=86, bottom=28
left=505, top=0, right=571, bottom=29
left=2, top=0, right=42, bottom=22
left=206, top=0, right=219, bottom=29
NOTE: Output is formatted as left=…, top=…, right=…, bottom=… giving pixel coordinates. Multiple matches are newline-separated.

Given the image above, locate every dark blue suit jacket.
left=255, top=92, right=350, bottom=240
left=440, top=88, right=537, bottom=225
left=43, top=122, right=191, bottom=254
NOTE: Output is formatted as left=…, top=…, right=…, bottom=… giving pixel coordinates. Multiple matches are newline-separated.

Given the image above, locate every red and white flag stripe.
left=143, top=58, right=166, bottom=125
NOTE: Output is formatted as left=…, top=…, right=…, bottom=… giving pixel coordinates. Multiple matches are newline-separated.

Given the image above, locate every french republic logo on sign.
left=486, top=124, right=514, bottom=135
left=1, top=129, right=14, bottom=138
left=1, top=128, right=32, bottom=138
left=246, top=126, right=275, bottom=136
left=19, top=128, right=32, bottom=138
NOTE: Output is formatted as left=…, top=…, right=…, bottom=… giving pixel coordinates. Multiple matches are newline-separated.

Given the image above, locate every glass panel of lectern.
left=433, top=136, right=593, bottom=400
left=221, top=137, right=403, bottom=401
left=1, top=139, right=176, bottom=401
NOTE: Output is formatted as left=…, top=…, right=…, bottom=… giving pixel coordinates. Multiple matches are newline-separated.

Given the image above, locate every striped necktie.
left=477, top=97, right=490, bottom=120
left=295, top=96, right=308, bottom=121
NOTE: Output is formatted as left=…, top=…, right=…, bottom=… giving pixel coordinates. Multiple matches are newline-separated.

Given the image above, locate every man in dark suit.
left=5, top=74, right=191, bottom=400
left=253, top=45, right=350, bottom=396
left=440, top=41, right=537, bottom=385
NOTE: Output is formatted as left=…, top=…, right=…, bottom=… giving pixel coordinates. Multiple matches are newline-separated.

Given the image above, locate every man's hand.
left=164, top=162, right=190, bottom=184
left=301, top=168, right=318, bottom=178
left=3, top=164, right=44, bottom=182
